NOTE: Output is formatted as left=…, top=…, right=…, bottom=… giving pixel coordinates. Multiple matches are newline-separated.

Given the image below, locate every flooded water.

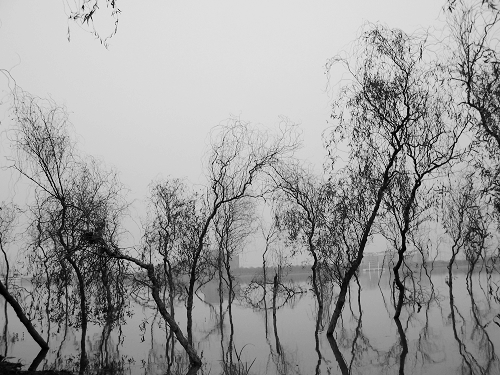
left=1, top=267, right=499, bottom=374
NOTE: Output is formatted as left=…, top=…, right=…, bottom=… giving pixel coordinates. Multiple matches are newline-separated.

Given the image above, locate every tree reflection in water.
left=262, top=272, right=302, bottom=375
left=447, top=267, right=500, bottom=374
left=326, top=266, right=455, bottom=375
left=327, top=275, right=380, bottom=375
left=2, top=269, right=500, bottom=374
left=241, top=266, right=305, bottom=375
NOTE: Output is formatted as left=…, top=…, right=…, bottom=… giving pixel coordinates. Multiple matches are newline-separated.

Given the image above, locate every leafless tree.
left=9, top=91, right=89, bottom=372
left=324, top=24, right=467, bottom=334
left=271, top=162, right=331, bottom=328
left=324, top=25, right=413, bottom=334
left=214, top=198, right=255, bottom=367
left=181, top=118, right=299, bottom=347
left=447, top=0, right=500, bottom=218
left=9, top=90, right=132, bottom=373
left=140, top=178, right=204, bottom=371
left=257, top=218, right=280, bottom=335
left=438, top=168, right=500, bottom=373
left=214, top=199, right=254, bottom=312
left=99, top=118, right=298, bottom=369
left=381, top=57, right=467, bottom=319
left=6, top=90, right=300, bottom=371
left=442, top=170, right=495, bottom=283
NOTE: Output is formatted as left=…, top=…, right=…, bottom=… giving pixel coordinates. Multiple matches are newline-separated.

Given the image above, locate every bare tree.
left=182, top=118, right=299, bottom=346
left=324, top=25, right=412, bottom=335
left=7, top=87, right=299, bottom=370
left=140, top=178, right=207, bottom=371
left=380, top=54, right=467, bottom=319
left=448, top=1, right=500, bottom=216
left=9, top=91, right=93, bottom=372
left=9, top=90, right=133, bottom=373
left=89, top=180, right=205, bottom=369
left=214, top=197, right=255, bottom=367
left=324, top=24, right=467, bottom=334
left=272, top=162, right=330, bottom=327
left=257, top=217, right=280, bottom=335
left=101, top=118, right=298, bottom=369
left=441, top=171, right=499, bottom=373
left=4, top=89, right=205, bottom=372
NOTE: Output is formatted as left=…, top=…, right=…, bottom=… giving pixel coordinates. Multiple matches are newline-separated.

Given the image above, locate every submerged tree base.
left=0, top=360, right=73, bottom=375
left=0, top=356, right=200, bottom=375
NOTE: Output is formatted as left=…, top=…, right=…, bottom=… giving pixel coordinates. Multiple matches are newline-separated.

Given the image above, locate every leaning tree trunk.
left=147, top=265, right=202, bottom=367
left=101, top=245, right=202, bottom=368
left=0, top=278, right=49, bottom=350
left=326, top=146, right=401, bottom=335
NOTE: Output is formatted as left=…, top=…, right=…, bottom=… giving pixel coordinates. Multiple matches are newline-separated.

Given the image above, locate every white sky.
left=0, top=0, right=446, bottom=266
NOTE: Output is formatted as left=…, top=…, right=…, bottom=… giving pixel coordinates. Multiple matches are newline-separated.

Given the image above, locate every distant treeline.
left=233, top=264, right=311, bottom=276
left=233, top=259, right=493, bottom=277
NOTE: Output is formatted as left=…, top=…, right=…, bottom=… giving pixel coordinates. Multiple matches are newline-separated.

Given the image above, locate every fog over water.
left=1, top=2, right=500, bottom=375
left=1, top=268, right=499, bottom=375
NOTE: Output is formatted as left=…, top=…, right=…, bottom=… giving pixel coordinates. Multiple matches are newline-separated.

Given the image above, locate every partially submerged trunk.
left=66, top=256, right=88, bottom=375
left=0, top=278, right=49, bottom=350
left=394, top=316, right=408, bottom=375
left=327, top=334, right=348, bottom=375
left=147, top=264, right=202, bottom=368
left=326, top=146, right=401, bottom=336
left=272, top=273, right=281, bottom=355
left=186, top=270, right=196, bottom=346
left=326, top=259, right=362, bottom=335
left=101, top=246, right=202, bottom=368
left=310, top=253, right=323, bottom=329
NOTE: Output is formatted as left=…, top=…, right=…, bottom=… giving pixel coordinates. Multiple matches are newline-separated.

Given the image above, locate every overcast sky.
left=0, top=1, right=446, bottom=266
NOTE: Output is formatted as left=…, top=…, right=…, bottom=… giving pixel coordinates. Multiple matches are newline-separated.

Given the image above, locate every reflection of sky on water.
left=1, top=271, right=500, bottom=374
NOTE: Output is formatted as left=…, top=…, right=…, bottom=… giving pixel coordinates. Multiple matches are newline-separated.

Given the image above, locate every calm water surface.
left=1, top=269, right=499, bottom=374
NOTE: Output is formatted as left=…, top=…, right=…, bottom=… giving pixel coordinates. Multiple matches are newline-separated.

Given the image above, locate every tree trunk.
left=326, top=145, right=402, bottom=336
left=187, top=274, right=195, bottom=347
left=394, top=316, right=408, bottom=375
left=393, top=250, right=406, bottom=320
left=327, top=334, right=348, bottom=375
left=99, top=246, right=202, bottom=367
left=0, top=278, right=49, bottom=350
left=146, top=266, right=202, bottom=368
left=310, top=254, right=323, bottom=329
left=66, top=256, right=88, bottom=375
left=327, top=264, right=359, bottom=335
left=272, top=273, right=281, bottom=355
